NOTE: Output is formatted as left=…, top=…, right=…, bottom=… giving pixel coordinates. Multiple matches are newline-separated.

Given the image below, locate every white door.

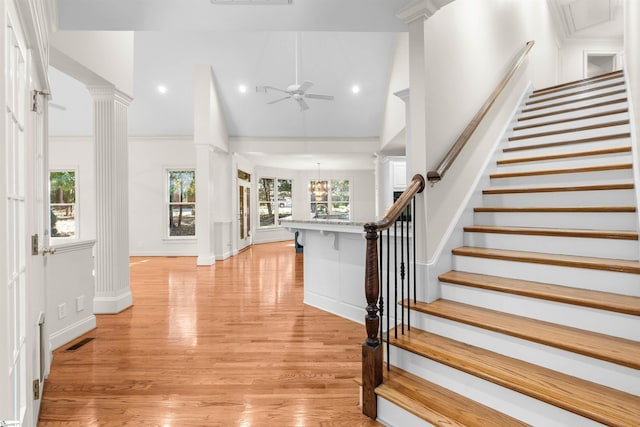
left=238, top=180, right=252, bottom=251
left=1, top=6, right=30, bottom=426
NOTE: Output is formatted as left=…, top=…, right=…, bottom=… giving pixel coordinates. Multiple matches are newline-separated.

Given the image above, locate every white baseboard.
left=197, top=254, right=216, bottom=265
left=49, top=315, right=97, bottom=351
left=93, top=291, right=133, bottom=314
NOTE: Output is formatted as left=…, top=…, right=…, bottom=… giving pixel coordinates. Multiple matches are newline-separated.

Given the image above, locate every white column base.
left=197, top=255, right=215, bottom=266
left=93, top=291, right=133, bottom=314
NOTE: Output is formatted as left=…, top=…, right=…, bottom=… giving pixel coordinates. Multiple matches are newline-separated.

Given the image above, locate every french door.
left=238, top=180, right=252, bottom=251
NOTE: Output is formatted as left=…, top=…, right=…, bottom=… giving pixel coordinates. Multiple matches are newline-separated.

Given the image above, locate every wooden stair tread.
left=513, top=108, right=628, bottom=131
left=438, top=271, right=640, bottom=316
left=526, top=82, right=624, bottom=106
left=463, top=225, right=638, bottom=240
left=387, top=327, right=640, bottom=426
left=377, top=365, right=531, bottom=427
left=452, top=246, right=640, bottom=274
left=518, top=98, right=627, bottom=122
left=497, top=146, right=632, bottom=165
left=406, top=299, right=640, bottom=369
left=508, top=120, right=629, bottom=142
left=503, top=133, right=631, bottom=153
left=532, top=70, right=623, bottom=95
left=531, top=72, right=624, bottom=97
left=474, top=206, right=636, bottom=213
left=521, top=89, right=626, bottom=113
left=491, top=163, right=632, bottom=179
left=483, top=183, right=634, bottom=194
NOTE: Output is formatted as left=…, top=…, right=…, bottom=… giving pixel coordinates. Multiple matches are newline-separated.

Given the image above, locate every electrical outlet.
left=76, top=296, right=84, bottom=312
left=58, top=303, right=66, bottom=319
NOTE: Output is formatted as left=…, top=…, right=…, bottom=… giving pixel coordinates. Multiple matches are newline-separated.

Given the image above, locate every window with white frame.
left=258, top=177, right=292, bottom=227
left=309, top=179, right=350, bottom=220
left=50, top=170, right=77, bottom=239
left=168, top=169, right=196, bottom=237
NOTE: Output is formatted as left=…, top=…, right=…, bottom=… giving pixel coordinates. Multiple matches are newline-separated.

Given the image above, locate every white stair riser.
left=387, top=347, right=604, bottom=427
left=452, top=255, right=640, bottom=296
left=518, top=100, right=628, bottom=126
left=522, top=94, right=627, bottom=116
left=473, top=211, right=637, bottom=231
left=505, top=125, right=629, bottom=148
left=376, top=399, right=433, bottom=427
left=511, top=112, right=629, bottom=138
left=525, top=87, right=626, bottom=110
left=490, top=168, right=634, bottom=187
left=532, top=77, right=625, bottom=100
left=495, top=152, right=634, bottom=173
left=438, top=283, right=640, bottom=340
left=500, top=137, right=631, bottom=158
left=463, top=232, right=638, bottom=260
left=402, top=312, right=640, bottom=395
left=483, top=188, right=635, bottom=207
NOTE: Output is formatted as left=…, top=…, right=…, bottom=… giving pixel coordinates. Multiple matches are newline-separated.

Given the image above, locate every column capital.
left=87, top=85, right=133, bottom=106
left=394, top=88, right=410, bottom=103
left=396, top=0, right=454, bottom=24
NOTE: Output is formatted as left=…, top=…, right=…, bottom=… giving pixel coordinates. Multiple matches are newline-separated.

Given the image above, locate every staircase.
left=376, top=70, right=640, bottom=426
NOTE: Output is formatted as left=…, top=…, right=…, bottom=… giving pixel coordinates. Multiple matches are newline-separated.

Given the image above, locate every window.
left=310, top=179, right=350, bottom=220
left=258, top=177, right=292, bottom=227
left=50, top=170, right=77, bottom=238
left=168, top=170, right=196, bottom=237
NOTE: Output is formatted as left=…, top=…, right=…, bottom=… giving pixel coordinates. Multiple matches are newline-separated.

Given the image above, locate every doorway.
left=238, top=172, right=252, bottom=252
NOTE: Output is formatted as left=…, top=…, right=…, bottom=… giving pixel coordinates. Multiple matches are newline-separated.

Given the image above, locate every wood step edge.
left=521, top=89, right=626, bottom=114
left=530, top=73, right=624, bottom=98
left=518, top=98, right=627, bottom=122
left=483, top=183, right=634, bottom=195
left=406, top=299, right=640, bottom=369
left=502, top=133, right=631, bottom=154
left=438, top=270, right=640, bottom=316
left=532, top=70, right=623, bottom=95
left=463, top=225, right=638, bottom=241
left=497, top=146, right=632, bottom=165
left=512, top=108, right=628, bottom=131
left=452, top=246, right=640, bottom=274
left=508, top=120, right=629, bottom=142
left=474, top=206, right=637, bottom=213
left=526, top=82, right=624, bottom=106
left=376, top=366, right=531, bottom=427
left=490, top=163, right=632, bottom=179
left=387, top=326, right=640, bottom=426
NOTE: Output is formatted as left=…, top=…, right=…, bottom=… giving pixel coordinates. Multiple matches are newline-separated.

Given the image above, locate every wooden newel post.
left=362, top=225, right=382, bottom=419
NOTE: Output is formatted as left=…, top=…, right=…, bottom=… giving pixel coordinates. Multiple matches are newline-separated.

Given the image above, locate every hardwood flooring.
left=38, top=242, right=379, bottom=427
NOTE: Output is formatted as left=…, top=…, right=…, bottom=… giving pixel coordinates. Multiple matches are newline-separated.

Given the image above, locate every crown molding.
left=396, top=0, right=454, bottom=24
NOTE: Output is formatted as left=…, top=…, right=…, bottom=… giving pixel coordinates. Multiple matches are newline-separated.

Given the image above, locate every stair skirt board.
left=385, top=347, right=605, bottom=427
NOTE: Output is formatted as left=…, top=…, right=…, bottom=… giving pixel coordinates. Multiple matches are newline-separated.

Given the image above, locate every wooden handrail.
left=364, top=174, right=426, bottom=233
left=427, top=40, right=535, bottom=184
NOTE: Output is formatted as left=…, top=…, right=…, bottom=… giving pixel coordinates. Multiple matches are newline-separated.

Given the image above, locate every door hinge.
left=33, top=379, right=40, bottom=400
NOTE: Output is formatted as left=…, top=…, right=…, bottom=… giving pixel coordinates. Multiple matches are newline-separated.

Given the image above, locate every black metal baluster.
left=413, top=199, right=417, bottom=304
left=394, top=220, right=398, bottom=339
left=386, top=228, right=390, bottom=370
left=400, top=210, right=405, bottom=335
left=378, top=231, right=384, bottom=345
left=406, top=204, right=411, bottom=332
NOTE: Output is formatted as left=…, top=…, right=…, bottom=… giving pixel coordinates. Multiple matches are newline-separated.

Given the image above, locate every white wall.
left=129, top=136, right=198, bottom=256
left=418, top=0, right=560, bottom=261
left=379, top=32, right=409, bottom=152
left=49, top=136, right=96, bottom=240
left=559, top=39, right=623, bottom=83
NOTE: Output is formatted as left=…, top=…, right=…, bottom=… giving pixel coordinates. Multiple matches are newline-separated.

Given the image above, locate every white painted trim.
left=93, top=291, right=133, bottom=314
left=396, top=0, right=454, bottom=23
left=129, top=251, right=197, bottom=257
left=215, top=251, right=232, bottom=261
left=49, top=239, right=96, bottom=254
left=197, top=255, right=215, bottom=265
left=49, top=315, right=96, bottom=351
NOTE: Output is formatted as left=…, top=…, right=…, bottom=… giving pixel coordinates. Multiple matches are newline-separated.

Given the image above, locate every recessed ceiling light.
left=351, top=85, right=361, bottom=94
left=157, top=85, right=167, bottom=94
left=238, top=84, right=248, bottom=94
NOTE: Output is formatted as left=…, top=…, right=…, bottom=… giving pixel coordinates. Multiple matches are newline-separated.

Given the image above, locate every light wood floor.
left=38, top=242, right=380, bottom=427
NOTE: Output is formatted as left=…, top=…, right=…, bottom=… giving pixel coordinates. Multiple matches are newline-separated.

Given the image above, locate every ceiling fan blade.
left=304, top=93, right=334, bottom=101
left=298, top=80, right=313, bottom=92
left=296, top=98, right=309, bottom=111
left=261, top=85, right=290, bottom=94
left=267, top=96, right=291, bottom=104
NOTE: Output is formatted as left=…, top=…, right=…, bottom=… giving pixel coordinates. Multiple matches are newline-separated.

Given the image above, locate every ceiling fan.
left=257, top=33, right=334, bottom=111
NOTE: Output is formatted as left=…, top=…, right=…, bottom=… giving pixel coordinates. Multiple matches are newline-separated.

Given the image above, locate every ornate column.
left=88, top=86, right=133, bottom=314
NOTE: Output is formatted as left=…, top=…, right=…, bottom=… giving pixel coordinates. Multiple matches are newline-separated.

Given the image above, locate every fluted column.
left=89, top=85, right=133, bottom=314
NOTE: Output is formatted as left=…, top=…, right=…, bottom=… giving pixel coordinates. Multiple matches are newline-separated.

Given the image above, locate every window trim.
left=165, top=167, right=197, bottom=240
left=49, top=167, right=79, bottom=242
left=257, top=176, right=293, bottom=229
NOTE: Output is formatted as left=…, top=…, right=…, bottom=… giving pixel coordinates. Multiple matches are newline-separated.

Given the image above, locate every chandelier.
left=311, top=163, right=327, bottom=201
